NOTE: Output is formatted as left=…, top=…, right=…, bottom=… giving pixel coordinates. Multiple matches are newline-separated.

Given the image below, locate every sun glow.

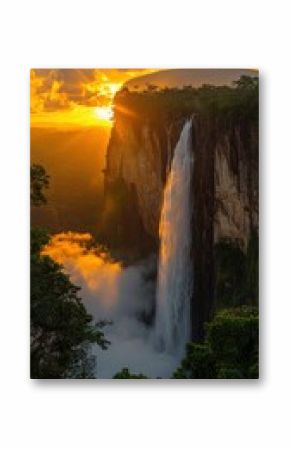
left=31, top=105, right=114, bottom=128
left=94, top=106, right=114, bottom=122
left=30, top=69, right=160, bottom=128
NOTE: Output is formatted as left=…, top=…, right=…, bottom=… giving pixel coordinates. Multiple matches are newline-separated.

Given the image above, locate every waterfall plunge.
left=154, top=119, right=194, bottom=355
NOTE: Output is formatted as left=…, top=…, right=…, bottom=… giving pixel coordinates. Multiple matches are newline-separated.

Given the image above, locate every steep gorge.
left=103, top=81, right=258, bottom=340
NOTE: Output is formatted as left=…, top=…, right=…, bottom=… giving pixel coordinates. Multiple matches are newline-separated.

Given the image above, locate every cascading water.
left=154, top=119, right=194, bottom=355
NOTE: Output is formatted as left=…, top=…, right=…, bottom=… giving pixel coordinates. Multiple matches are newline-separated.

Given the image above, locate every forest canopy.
left=113, top=76, right=258, bottom=124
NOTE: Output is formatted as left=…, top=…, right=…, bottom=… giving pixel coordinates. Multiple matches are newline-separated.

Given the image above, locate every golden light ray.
left=30, top=69, right=160, bottom=128
left=31, top=105, right=113, bottom=128
left=94, top=106, right=114, bottom=122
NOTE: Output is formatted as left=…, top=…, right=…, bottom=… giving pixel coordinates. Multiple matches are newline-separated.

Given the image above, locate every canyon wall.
left=103, top=116, right=185, bottom=244
left=104, top=115, right=258, bottom=247
left=103, top=84, right=258, bottom=339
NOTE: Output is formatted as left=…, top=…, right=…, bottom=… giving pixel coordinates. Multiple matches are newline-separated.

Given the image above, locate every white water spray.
left=154, top=119, right=194, bottom=355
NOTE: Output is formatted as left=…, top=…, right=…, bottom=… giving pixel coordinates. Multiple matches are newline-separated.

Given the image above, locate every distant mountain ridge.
left=125, top=68, right=257, bottom=90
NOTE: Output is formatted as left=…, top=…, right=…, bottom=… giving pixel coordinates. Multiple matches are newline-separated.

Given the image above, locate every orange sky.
left=30, top=69, right=158, bottom=128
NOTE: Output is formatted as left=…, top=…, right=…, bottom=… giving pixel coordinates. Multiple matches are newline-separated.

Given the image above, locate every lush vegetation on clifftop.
left=114, top=76, right=258, bottom=125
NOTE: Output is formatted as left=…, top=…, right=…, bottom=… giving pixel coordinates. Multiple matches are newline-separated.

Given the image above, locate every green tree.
left=234, top=75, right=258, bottom=90
left=30, top=165, right=110, bottom=378
left=206, top=307, right=259, bottom=379
left=31, top=164, right=50, bottom=206
left=173, top=343, right=216, bottom=379
left=31, top=227, right=111, bottom=379
left=31, top=228, right=110, bottom=378
left=172, top=307, right=259, bottom=379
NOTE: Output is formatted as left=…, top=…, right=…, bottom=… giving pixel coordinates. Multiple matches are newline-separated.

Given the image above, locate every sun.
left=94, top=106, right=114, bottom=122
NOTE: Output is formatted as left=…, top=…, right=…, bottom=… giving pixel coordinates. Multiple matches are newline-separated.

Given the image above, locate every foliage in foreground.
left=113, top=368, right=148, bottom=379
left=31, top=164, right=110, bottom=378
left=31, top=226, right=110, bottom=379
left=113, top=308, right=258, bottom=380
left=31, top=164, right=50, bottom=206
left=173, top=306, right=259, bottom=379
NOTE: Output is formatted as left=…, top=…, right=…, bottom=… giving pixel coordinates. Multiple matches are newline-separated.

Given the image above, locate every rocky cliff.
left=103, top=79, right=259, bottom=339
left=104, top=115, right=184, bottom=242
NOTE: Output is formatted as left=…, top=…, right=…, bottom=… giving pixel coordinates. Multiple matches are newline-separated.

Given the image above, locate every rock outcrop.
left=104, top=116, right=185, bottom=243
left=104, top=116, right=258, bottom=245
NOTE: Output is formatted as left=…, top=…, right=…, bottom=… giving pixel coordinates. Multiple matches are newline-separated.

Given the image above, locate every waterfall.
left=154, top=119, right=194, bottom=355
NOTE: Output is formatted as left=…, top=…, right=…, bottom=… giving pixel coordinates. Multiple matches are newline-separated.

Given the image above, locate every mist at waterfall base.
left=42, top=119, right=193, bottom=378
left=43, top=233, right=181, bottom=378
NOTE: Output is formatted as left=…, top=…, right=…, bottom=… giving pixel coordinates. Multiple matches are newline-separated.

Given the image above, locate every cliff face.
left=104, top=114, right=258, bottom=248
left=214, top=122, right=258, bottom=248
left=105, top=119, right=163, bottom=238
left=103, top=84, right=258, bottom=339
left=104, top=116, right=185, bottom=242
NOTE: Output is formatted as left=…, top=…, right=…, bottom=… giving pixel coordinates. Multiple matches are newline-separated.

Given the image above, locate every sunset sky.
left=30, top=69, right=158, bottom=128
